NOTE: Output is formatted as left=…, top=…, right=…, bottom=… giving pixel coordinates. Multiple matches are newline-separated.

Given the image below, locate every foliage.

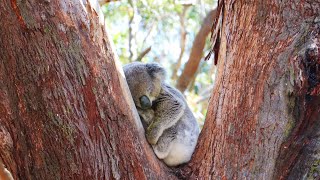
left=102, top=0, right=217, bottom=125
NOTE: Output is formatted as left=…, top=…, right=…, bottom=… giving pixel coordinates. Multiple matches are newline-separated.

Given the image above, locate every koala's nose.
left=140, top=95, right=152, bottom=109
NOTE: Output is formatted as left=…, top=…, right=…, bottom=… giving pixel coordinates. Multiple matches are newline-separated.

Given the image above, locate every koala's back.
left=156, top=84, right=199, bottom=166
left=162, top=113, right=199, bottom=166
left=163, top=84, right=199, bottom=135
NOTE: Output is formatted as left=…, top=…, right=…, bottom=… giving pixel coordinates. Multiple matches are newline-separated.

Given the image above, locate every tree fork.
left=0, top=0, right=319, bottom=179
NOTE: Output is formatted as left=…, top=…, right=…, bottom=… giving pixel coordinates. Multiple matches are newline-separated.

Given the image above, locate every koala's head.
left=123, top=62, right=166, bottom=110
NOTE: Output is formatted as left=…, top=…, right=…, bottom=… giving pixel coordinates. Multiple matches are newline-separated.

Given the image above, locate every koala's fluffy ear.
left=146, top=63, right=166, bottom=80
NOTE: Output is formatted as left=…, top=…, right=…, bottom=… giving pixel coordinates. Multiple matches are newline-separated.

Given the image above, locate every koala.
left=123, top=62, right=200, bottom=166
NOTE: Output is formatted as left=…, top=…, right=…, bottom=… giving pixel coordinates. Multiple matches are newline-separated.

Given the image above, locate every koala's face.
left=123, top=62, right=166, bottom=110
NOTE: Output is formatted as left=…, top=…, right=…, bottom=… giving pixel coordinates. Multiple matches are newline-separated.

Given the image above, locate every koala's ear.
left=146, top=63, right=166, bottom=80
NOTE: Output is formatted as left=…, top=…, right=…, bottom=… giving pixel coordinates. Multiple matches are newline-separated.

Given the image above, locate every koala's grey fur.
left=123, top=62, right=200, bottom=166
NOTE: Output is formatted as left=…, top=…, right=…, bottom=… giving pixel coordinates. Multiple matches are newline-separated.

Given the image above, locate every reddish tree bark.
left=0, top=0, right=319, bottom=179
left=0, top=0, right=173, bottom=179
left=182, top=0, right=320, bottom=179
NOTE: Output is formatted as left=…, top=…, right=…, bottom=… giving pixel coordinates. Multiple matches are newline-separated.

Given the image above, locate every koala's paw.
left=138, top=108, right=154, bottom=126
left=146, top=125, right=161, bottom=145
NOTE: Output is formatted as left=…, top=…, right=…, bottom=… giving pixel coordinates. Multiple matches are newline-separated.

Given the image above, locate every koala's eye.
left=139, top=95, right=152, bottom=110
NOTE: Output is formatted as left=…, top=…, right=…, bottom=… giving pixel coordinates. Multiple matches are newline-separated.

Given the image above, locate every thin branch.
left=171, top=4, right=192, bottom=80
left=199, top=85, right=214, bottom=96
left=140, top=20, right=156, bottom=52
left=128, top=0, right=138, bottom=61
left=136, top=46, right=152, bottom=62
left=195, top=94, right=211, bottom=104
left=176, top=9, right=217, bottom=93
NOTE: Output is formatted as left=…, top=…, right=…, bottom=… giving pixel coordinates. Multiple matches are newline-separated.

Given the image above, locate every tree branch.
left=171, top=4, right=192, bottom=80
left=136, top=46, right=152, bottom=61
left=128, top=0, right=138, bottom=61
left=176, top=9, right=217, bottom=93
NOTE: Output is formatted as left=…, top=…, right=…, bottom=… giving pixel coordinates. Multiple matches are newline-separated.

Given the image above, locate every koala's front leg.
left=137, top=108, right=154, bottom=127
left=146, top=90, right=185, bottom=145
left=152, top=127, right=176, bottom=159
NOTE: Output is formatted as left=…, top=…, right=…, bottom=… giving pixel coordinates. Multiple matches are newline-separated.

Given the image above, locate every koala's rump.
left=158, top=109, right=199, bottom=166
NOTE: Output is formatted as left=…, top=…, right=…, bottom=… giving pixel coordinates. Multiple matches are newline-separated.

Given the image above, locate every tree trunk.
left=1, top=0, right=319, bottom=179
left=176, top=9, right=217, bottom=93
left=0, top=0, right=173, bottom=179
left=181, top=0, right=320, bottom=179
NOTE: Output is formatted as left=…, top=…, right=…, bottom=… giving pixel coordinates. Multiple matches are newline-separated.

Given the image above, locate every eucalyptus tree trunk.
left=182, top=0, right=320, bottom=179
left=0, top=0, right=172, bottom=179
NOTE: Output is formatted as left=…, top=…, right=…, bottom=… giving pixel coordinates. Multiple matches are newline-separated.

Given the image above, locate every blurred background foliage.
left=102, top=0, right=217, bottom=127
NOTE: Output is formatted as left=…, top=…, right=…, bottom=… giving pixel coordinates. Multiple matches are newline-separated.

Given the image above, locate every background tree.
left=103, top=0, right=218, bottom=125
left=0, top=0, right=319, bottom=179
left=176, top=8, right=217, bottom=93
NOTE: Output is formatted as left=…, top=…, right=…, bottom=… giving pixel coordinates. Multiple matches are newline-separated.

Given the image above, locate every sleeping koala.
left=123, top=62, right=200, bottom=166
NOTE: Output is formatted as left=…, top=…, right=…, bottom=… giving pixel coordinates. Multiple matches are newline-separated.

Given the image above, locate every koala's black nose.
left=140, top=95, right=152, bottom=109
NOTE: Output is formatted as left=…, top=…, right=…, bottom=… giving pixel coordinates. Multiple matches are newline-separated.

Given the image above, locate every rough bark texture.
left=181, top=0, right=320, bottom=179
left=176, top=9, right=217, bottom=93
left=0, top=0, right=174, bottom=179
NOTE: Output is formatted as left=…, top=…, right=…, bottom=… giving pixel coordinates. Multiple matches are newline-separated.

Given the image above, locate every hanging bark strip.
left=205, top=0, right=224, bottom=65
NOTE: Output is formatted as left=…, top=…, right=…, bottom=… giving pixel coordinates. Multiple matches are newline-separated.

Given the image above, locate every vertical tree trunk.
left=0, top=0, right=173, bottom=179
left=182, top=0, right=320, bottom=179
